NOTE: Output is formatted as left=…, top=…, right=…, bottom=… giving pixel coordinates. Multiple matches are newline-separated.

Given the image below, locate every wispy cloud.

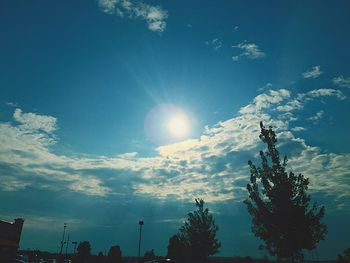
left=276, top=88, right=346, bottom=113
left=98, top=0, right=168, bottom=32
left=1, top=213, right=89, bottom=231
left=258, top=82, right=273, bottom=92
left=205, top=38, right=222, bottom=51
left=333, top=75, right=350, bottom=89
left=308, top=110, right=324, bottom=123
left=307, top=88, right=346, bottom=100
left=232, top=42, right=266, bottom=61
left=302, top=65, right=323, bottom=79
left=291, top=126, right=305, bottom=132
left=5, top=102, right=19, bottom=107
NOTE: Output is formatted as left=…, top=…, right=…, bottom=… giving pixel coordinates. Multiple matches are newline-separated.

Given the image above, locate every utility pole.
left=60, top=223, right=67, bottom=254
left=65, top=234, right=70, bottom=256
left=138, top=220, right=144, bottom=259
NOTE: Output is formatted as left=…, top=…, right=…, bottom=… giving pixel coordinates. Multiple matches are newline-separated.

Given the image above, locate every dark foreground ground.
left=13, top=250, right=338, bottom=263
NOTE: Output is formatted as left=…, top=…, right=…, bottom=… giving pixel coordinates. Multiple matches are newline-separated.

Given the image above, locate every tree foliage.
left=76, top=241, right=92, bottom=262
left=244, top=122, right=327, bottom=262
left=167, top=199, right=220, bottom=263
left=108, top=245, right=122, bottom=263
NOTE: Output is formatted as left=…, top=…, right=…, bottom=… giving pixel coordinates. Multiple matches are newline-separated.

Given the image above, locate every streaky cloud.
left=232, top=42, right=266, bottom=61
left=302, top=65, right=323, bottom=79
left=333, top=75, right=350, bottom=89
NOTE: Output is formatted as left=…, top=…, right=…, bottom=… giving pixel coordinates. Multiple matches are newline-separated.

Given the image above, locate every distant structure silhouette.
left=0, top=218, right=24, bottom=260
left=59, top=222, right=67, bottom=254
left=138, top=220, right=144, bottom=259
left=245, top=122, right=327, bottom=262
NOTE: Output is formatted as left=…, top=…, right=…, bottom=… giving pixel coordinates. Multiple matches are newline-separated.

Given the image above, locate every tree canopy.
left=244, top=122, right=327, bottom=262
left=108, top=245, right=122, bottom=263
left=76, top=241, right=92, bottom=263
left=167, top=199, right=220, bottom=263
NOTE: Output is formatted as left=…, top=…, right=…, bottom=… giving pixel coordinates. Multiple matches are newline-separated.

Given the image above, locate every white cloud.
left=232, top=42, right=266, bottom=61
left=117, top=151, right=138, bottom=159
left=276, top=99, right=303, bottom=112
left=98, top=0, right=168, bottom=32
left=99, top=0, right=118, bottom=14
left=307, top=88, right=346, bottom=100
left=302, top=65, right=323, bottom=79
left=0, top=176, right=30, bottom=191
left=291, top=126, right=305, bottom=132
left=239, top=89, right=291, bottom=114
left=0, top=111, right=109, bottom=196
left=0, top=86, right=349, bottom=207
left=308, top=110, right=324, bottom=123
left=333, top=75, right=350, bottom=89
left=13, top=108, right=57, bottom=133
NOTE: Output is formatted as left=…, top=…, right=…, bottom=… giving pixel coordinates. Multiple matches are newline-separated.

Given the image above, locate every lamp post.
left=59, top=223, right=67, bottom=254
left=138, top=220, right=144, bottom=259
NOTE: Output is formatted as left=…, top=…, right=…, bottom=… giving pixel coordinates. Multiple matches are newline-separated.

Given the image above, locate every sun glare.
left=167, top=114, right=190, bottom=137
left=145, top=104, right=192, bottom=144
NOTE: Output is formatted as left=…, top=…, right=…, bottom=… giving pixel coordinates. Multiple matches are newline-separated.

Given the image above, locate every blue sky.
left=1, top=0, right=350, bottom=259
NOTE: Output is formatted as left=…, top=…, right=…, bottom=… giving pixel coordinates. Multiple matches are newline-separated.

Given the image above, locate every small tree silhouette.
left=244, top=122, right=327, bottom=262
left=76, top=241, right=91, bottom=263
left=167, top=199, right=220, bottom=263
left=107, top=245, right=122, bottom=263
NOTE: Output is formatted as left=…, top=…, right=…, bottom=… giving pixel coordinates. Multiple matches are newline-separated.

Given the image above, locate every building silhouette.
left=0, top=218, right=24, bottom=260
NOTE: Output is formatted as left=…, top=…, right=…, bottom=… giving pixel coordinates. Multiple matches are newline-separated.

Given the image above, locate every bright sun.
left=167, top=114, right=190, bottom=137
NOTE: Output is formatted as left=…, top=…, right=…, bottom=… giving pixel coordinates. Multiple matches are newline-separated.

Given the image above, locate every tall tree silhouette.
left=244, top=122, right=327, bottom=262
left=167, top=199, right=220, bottom=263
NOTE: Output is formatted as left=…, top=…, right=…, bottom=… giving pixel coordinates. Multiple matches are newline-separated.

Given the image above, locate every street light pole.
left=60, top=223, right=67, bottom=254
left=138, top=220, right=144, bottom=259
